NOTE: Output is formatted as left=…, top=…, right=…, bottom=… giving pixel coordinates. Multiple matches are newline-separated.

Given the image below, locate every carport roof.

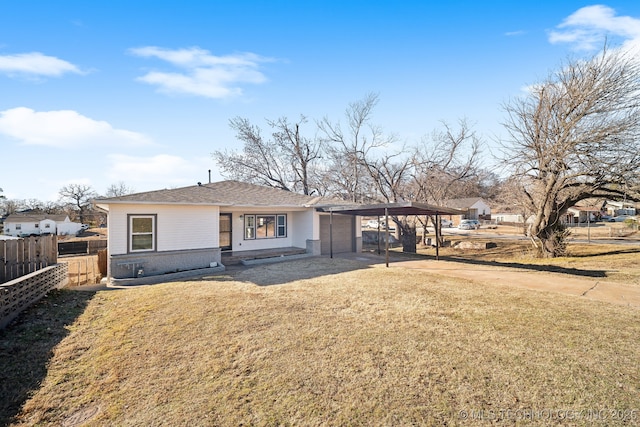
left=316, top=201, right=464, bottom=216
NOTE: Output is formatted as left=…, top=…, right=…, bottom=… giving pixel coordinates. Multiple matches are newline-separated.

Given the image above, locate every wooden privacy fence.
left=0, top=263, right=68, bottom=329
left=65, top=255, right=103, bottom=286
left=0, top=235, right=58, bottom=284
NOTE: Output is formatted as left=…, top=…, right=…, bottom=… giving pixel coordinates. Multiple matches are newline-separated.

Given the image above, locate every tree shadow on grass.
left=0, top=289, right=96, bottom=426
left=386, top=250, right=610, bottom=278
left=442, top=256, right=608, bottom=277
left=228, top=256, right=374, bottom=286
left=568, top=247, right=640, bottom=258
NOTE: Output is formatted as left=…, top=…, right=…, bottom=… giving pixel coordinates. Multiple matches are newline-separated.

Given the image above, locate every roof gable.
left=443, top=197, right=487, bottom=209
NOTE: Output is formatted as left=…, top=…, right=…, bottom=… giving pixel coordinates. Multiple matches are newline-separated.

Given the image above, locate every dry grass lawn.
left=416, top=237, right=640, bottom=285
left=2, top=254, right=640, bottom=426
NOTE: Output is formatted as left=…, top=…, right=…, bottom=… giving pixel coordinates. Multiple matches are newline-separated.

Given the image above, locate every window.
left=16, top=224, right=21, bottom=230
left=44, top=223, right=51, bottom=229
left=244, top=215, right=255, bottom=239
left=277, top=215, right=286, bottom=237
left=256, top=215, right=275, bottom=238
left=129, top=215, right=156, bottom=252
left=243, top=214, right=287, bottom=239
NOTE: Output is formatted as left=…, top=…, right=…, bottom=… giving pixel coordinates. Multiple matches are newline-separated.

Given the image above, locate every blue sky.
left=2, top=1, right=640, bottom=202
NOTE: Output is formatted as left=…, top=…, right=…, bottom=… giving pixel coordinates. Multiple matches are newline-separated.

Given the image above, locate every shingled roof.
left=94, top=180, right=331, bottom=207
left=443, top=197, right=486, bottom=209
left=4, top=213, right=69, bottom=222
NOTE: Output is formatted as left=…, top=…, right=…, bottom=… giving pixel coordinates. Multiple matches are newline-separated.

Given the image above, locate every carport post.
left=385, top=207, right=390, bottom=267
left=377, top=215, right=381, bottom=255
left=329, top=209, right=333, bottom=258
left=435, top=214, right=440, bottom=261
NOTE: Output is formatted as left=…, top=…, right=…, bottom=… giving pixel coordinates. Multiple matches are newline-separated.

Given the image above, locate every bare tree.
left=105, top=181, right=135, bottom=197
left=502, top=46, right=640, bottom=257
left=23, top=199, right=45, bottom=212
left=213, top=115, right=323, bottom=195
left=361, top=149, right=417, bottom=250
left=58, top=184, right=98, bottom=223
left=409, top=119, right=484, bottom=244
left=318, top=93, right=394, bottom=202
left=411, top=119, right=482, bottom=204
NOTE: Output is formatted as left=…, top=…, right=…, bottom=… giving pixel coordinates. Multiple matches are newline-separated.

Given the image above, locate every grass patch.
left=2, top=257, right=639, bottom=425
left=0, top=290, right=96, bottom=426
left=415, top=240, right=640, bottom=284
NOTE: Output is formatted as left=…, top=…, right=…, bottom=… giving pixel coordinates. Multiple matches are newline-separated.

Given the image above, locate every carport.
left=317, top=202, right=464, bottom=267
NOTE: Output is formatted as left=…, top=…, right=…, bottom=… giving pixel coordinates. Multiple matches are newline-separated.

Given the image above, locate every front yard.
left=1, top=255, right=639, bottom=426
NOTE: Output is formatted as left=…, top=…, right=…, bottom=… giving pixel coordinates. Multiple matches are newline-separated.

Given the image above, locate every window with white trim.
left=244, top=215, right=255, bottom=239
left=276, top=215, right=286, bottom=237
left=129, top=215, right=156, bottom=252
left=244, top=214, right=287, bottom=239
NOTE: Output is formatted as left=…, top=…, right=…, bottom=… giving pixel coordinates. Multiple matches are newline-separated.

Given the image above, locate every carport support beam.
left=435, top=214, right=440, bottom=261
left=329, top=209, right=333, bottom=259
left=385, top=207, right=389, bottom=267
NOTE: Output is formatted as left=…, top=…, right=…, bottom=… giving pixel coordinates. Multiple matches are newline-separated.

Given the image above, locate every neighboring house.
left=2, top=214, right=83, bottom=237
left=444, top=197, right=491, bottom=221
left=564, top=206, right=601, bottom=224
left=93, top=180, right=362, bottom=281
left=604, top=200, right=636, bottom=217
left=493, top=213, right=525, bottom=224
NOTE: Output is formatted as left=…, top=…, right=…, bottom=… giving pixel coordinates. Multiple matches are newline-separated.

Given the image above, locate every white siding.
left=225, top=208, right=314, bottom=252
left=39, top=219, right=57, bottom=234
left=4, top=220, right=39, bottom=236
left=471, top=200, right=491, bottom=216
left=56, top=221, right=82, bottom=235
left=107, top=204, right=219, bottom=255
left=291, top=210, right=315, bottom=248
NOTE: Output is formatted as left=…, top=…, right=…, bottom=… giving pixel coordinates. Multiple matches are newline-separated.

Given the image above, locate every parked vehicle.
left=609, top=215, right=635, bottom=222
left=365, top=219, right=395, bottom=231
left=440, top=219, right=453, bottom=228
left=380, top=220, right=396, bottom=231
left=458, top=219, right=480, bottom=230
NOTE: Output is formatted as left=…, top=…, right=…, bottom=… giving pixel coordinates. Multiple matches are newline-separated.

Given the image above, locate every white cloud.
left=0, top=107, right=151, bottom=148
left=0, top=52, right=83, bottom=78
left=549, top=5, right=640, bottom=51
left=128, top=46, right=273, bottom=99
left=106, top=154, right=204, bottom=185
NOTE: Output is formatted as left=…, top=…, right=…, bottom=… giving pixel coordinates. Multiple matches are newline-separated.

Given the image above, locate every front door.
left=219, top=213, right=232, bottom=251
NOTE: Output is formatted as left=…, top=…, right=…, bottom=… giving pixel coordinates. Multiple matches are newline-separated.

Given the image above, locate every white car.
left=609, top=215, right=636, bottom=222
left=458, top=219, right=480, bottom=230
left=440, top=219, right=453, bottom=228
left=366, top=220, right=379, bottom=229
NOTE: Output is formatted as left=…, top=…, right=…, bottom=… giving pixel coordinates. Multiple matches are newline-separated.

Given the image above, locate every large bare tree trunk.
left=503, top=46, right=640, bottom=257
